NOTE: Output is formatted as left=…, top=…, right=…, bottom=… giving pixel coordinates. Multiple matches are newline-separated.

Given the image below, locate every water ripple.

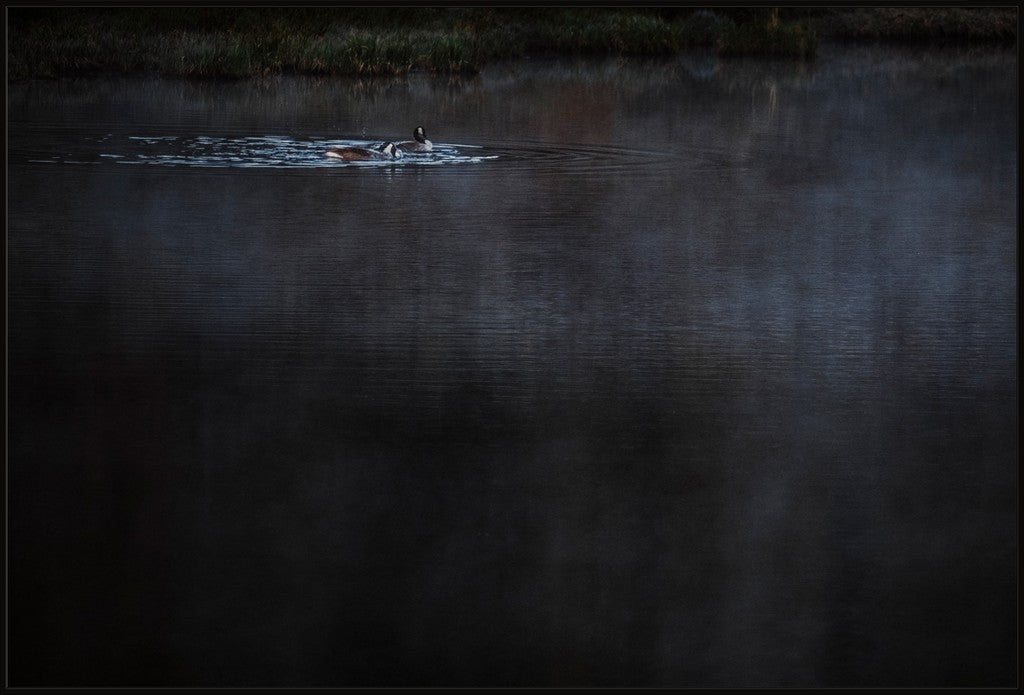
left=477, top=139, right=681, bottom=173
left=11, top=127, right=692, bottom=173
left=116, top=135, right=498, bottom=168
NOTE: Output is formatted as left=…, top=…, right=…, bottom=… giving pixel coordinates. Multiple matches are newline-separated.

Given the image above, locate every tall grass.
left=717, top=18, right=817, bottom=60
left=813, top=7, right=1017, bottom=42
left=8, top=7, right=1013, bottom=79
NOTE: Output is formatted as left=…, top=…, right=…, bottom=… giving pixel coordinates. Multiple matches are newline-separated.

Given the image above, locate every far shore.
left=8, top=7, right=1017, bottom=80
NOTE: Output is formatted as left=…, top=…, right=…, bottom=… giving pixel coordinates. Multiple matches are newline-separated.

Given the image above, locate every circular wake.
left=111, top=135, right=497, bottom=168
left=15, top=130, right=703, bottom=173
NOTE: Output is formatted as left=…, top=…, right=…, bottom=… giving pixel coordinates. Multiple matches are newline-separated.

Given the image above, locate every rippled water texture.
left=7, top=46, right=1017, bottom=687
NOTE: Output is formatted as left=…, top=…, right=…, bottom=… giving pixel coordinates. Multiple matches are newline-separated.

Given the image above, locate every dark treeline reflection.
left=8, top=45, right=1016, bottom=687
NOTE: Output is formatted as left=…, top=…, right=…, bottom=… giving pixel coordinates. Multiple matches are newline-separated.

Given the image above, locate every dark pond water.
left=7, top=45, right=1017, bottom=687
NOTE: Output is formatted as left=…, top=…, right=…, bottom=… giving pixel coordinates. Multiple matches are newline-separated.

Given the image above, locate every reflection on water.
left=7, top=46, right=1017, bottom=688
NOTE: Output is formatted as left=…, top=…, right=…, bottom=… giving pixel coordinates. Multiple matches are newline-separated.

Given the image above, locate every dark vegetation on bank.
left=7, top=7, right=1017, bottom=79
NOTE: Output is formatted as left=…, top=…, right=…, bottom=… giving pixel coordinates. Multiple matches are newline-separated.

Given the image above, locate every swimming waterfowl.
left=325, top=141, right=402, bottom=161
left=396, top=126, right=433, bottom=153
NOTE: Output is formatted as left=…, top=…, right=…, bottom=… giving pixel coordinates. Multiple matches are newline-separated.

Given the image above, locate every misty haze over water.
left=7, top=45, right=1017, bottom=687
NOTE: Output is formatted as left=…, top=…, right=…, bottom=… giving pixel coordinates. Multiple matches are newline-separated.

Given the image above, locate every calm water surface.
left=8, top=45, right=1017, bottom=687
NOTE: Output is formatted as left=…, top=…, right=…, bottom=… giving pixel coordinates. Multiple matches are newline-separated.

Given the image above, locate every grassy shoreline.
left=7, top=7, right=1017, bottom=79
